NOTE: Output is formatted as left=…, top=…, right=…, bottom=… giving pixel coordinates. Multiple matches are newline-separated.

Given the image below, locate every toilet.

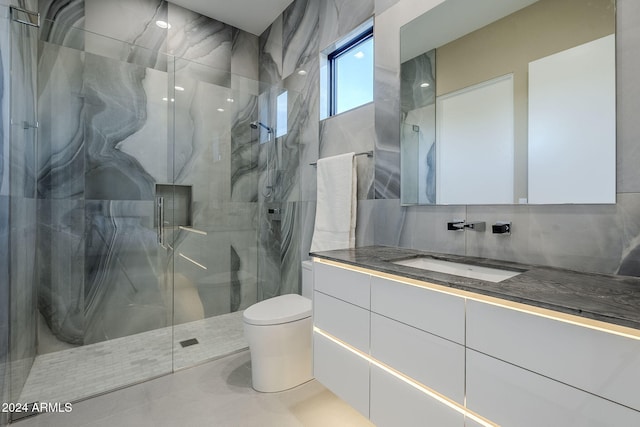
left=243, top=261, right=314, bottom=392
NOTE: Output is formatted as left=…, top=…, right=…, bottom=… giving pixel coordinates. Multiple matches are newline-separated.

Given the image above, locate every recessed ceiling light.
left=162, top=97, right=175, bottom=102
left=217, top=108, right=225, bottom=112
left=226, top=98, right=234, bottom=103
left=174, top=86, right=185, bottom=91
left=420, top=82, right=430, bottom=88
left=297, top=69, right=307, bottom=76
left=354, top=51, right=365, bottom=59
left=156, top=20, right=171, bottom=29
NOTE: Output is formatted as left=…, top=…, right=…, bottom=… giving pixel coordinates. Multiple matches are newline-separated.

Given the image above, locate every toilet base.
left=245, top=317, right=313, bottom=393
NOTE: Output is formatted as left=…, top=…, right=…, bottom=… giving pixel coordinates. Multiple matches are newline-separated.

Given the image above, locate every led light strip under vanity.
left=311, top=258, right=640, bottom=427
left=313, top=327, right=498, bottom=427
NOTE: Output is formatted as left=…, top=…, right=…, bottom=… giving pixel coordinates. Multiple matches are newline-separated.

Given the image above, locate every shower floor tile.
left=18, top=311, right=247, bottom=405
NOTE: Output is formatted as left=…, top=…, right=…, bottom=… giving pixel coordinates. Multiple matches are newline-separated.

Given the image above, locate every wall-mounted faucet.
left=447, top=220, right=486, bottom=232
left=492, top=222, right=511, bottom=234
left=447, top=220, right=465, bottom=231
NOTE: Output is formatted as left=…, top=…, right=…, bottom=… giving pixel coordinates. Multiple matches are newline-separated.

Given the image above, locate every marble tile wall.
left=258, top=0, right=377, bottom=294
left=32, top=0, right=262, bottom=352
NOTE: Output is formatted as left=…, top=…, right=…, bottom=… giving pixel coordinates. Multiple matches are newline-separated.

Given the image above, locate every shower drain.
left=179, top=338, right=199, bottom=348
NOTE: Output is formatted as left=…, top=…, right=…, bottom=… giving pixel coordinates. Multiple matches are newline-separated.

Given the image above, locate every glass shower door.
left=6, top=5, right=39, bottom=421
left=6, top=17, right=177, bottom=410
left=169, top=58, right=259, bottom=370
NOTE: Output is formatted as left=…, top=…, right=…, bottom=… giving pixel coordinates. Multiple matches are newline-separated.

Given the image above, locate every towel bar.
left=310, top=150, right=373, bottom=166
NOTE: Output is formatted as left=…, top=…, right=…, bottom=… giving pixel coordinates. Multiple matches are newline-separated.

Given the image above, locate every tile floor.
left=14, top=350, right=374, bottom=427
left=19, top=311, right=247, bottom=405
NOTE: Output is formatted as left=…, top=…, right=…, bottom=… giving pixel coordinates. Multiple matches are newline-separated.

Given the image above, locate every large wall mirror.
left=400, top=0, right=616, bottom=205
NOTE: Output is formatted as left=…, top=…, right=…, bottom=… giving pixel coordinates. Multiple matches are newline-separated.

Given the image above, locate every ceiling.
left=169, top=0, right=295, bottom=36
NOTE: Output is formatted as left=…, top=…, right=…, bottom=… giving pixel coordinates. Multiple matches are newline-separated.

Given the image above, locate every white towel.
left=310, top=152, right=357, bottom=252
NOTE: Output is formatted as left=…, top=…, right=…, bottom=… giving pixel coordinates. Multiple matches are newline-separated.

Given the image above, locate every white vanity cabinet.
left=370, top=364, right=465, bottom=427
left=313, top=261, right=467, bottom=426
left=370, top=276, right=466, bottom=404
left=466, top=349, right=640, bottom=426
left=313, top=262, right=371, bottom=418
left=312, top=259, right=640, bottom=426
left=464, top=299, right=640, bottom=426
left=466, top=300, right=640, bottom=414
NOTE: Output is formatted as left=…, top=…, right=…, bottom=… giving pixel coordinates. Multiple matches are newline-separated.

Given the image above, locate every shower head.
left=250, top=121, right=273, bottom=133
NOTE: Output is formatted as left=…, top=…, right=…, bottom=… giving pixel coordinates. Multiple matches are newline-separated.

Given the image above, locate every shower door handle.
left=156, top=196, right=165, bottom=247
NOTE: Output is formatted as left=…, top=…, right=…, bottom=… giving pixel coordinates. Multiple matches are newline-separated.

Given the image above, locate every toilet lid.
left=243, top=294, right=312, bottom=326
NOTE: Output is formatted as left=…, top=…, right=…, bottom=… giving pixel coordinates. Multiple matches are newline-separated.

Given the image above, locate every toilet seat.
left=243, top=294, right=311, bottom=326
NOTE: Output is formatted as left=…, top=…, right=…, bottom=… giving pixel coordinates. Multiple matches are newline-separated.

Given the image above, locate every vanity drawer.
left=314, top=291, right=369, bottom=353
left=466, top=300, right=640, bottom=411
left=370, top=275, right=465, bottom=344
left=370, top=313, right=465, bottom=404
left=370, top=364, right=464, bottom=427
left=466, top=349, right=640, bottom=427
left=314, top=332, right=370, bottom=418
left=313, top=261, right=370, bottom=309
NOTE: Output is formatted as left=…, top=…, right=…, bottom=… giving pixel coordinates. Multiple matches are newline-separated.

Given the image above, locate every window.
left=323, top=23, right=374, bottom=118
left=276, top=91, right=288, bottom=138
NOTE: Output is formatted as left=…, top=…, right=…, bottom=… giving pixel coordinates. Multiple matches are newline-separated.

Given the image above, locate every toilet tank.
left=301, top=260, right=314, bottom=300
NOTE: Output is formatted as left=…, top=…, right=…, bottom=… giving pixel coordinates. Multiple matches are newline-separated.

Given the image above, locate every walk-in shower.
left=0, top=2, right=300, bottom=423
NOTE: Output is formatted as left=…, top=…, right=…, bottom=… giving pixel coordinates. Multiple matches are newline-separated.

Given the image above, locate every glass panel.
left=7, top=6, right=38, bottom=422
left=7, top=19, right=175, bottom=412
left=171, top=57, right=258, bottom=369
left=334, top=36, right=373, bottom=115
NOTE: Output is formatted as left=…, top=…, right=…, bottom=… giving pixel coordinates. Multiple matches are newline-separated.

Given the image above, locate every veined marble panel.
left=85, top=0, right=167, bottom=71
left=372, top=198, right=405, bottom=247
left=83, top=53, right=157, bottom=201
left=282, top=0, right=319, bottom=79
left=169, top=2, right=232, bottom=88
left=356, top=199, right=376, bottom=247
left=283, top=56, right=318, bottom=202
left=231, top=28, right=259, bottom=81
left=37, top=42, right=85, bottom=199
left=84, top=200, right=165, bottom=344
left=298, top=200, right=315, bottom=262
left=229, top=216, right=258, bottom=311
left=173, top=74, right=232, bottom=202
left=401, top=51, right=435, bottom=113
left=319, top=102, right=375, bottom=200
left=39, top=0, right=85, bottom=50
left=464, top=196, right=638, bottom=276
left=230, top=89, right=259, bottom=202
left=259, top=15, right=283, bottom=86
left=257, top=201, right=282, bottom=300
left=397, top=203, right=467, bottom=255
left=318, top=0, right=374, bottom=50
left=281, top=201, right=301, bottom=295
left=37, top=199, right=84, bottom=345
left=374, top=64, right=401, bottom=199
left=175, top=202, right=257, bottom=315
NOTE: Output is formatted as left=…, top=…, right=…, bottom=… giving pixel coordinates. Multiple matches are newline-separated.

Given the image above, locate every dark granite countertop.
left=310, top=245, right=640, bottom=331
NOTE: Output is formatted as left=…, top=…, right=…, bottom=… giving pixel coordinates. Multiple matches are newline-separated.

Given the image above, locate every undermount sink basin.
left=392, top=257, right=522, bottom=283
